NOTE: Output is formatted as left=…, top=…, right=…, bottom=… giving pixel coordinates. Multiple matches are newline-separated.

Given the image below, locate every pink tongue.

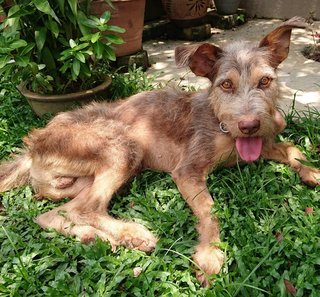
left=235, top=137, right=263, bottom=162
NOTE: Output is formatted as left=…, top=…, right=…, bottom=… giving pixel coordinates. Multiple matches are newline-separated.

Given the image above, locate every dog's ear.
left=259, top=16, right=307, bottom=68
left=175, top=43, right=223, bottom=78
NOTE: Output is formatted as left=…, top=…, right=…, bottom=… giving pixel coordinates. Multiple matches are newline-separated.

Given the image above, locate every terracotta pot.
left=90, top=0, right=146, bottom=57
left=18, top=77, right=112, bottom=117
left=162, top=0, right=210, bottom=21
left=214, top=0, right=240, bottom=15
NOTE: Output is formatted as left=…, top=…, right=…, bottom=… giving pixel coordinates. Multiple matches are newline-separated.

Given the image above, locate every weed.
left=105, top=65, right=157, bottom=100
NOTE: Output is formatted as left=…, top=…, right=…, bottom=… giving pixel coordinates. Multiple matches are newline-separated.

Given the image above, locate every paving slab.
left=144, top=19, right=320, bottom=112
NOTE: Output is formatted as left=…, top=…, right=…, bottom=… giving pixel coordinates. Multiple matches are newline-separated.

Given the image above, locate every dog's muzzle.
left=219, top=122, right=229, bottom=133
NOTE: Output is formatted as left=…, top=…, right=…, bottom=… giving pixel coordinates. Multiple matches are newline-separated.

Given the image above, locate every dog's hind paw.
left=193, top=245, right=224, bottom=287
left=300, top=167, right=320, bottom=187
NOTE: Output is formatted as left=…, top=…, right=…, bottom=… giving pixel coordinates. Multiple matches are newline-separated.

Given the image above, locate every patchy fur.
left=0, top=17, right=319, bottom=287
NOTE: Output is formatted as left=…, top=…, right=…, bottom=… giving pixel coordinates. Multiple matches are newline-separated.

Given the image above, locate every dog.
left=0, top=17, right=319, bottom=286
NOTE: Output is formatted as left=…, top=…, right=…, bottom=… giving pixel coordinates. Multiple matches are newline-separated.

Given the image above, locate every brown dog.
left=0, top=17, right=319, bottom=286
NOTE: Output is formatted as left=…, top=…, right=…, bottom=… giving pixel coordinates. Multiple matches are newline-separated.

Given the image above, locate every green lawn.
left=0, top=82, right=319, bottom=297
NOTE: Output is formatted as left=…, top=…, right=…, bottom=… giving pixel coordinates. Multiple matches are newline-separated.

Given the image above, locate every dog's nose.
left=238, top=119, right=260, bottom=135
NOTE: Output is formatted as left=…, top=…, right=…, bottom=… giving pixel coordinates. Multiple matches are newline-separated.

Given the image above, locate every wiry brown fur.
left=0, top=17, right=319, bottom=287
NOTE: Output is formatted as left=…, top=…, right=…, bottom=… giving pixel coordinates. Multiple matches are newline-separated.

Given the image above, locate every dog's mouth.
left=235, top=137, right=263, bottom=162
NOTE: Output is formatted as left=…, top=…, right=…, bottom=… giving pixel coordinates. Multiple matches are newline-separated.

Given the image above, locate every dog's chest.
left=211, top=134, right=237, bottom=169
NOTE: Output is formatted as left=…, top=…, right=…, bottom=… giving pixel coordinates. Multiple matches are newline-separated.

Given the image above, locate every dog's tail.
left=0, top=151, right=32, bottom=192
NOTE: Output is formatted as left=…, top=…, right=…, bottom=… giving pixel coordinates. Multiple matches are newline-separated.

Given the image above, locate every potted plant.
left=0, top=0, right=125, bottom=116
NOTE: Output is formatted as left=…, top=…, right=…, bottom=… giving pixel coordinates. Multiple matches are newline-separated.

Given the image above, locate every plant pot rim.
left=17, top=76, right=112, bottom=103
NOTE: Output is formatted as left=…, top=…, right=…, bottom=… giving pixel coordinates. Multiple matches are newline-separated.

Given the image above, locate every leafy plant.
left=0, top=0, right=125, bottom=94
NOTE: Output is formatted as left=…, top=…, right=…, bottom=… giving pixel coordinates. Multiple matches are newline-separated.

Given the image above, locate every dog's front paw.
left=193, top=245, right=224, bottom=287
left=299, top=166, right=320, bottom=187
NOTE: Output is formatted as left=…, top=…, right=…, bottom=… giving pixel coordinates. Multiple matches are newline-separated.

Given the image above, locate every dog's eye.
left=220, top=80, right=233, bottom=91
left=259, top=76, right=272, bottom=88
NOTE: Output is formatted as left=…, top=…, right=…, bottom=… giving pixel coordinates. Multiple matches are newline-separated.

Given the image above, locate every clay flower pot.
left=18, top=77, right=112, bottom=117
left=90, top=0, right=146, bottom=57
left=162, top=0, right=210, bottom=20
left=214, top=0, right=240, bottom=15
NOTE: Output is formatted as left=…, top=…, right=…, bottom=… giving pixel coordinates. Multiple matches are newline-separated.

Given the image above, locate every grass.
left=0, top=78, right=319, bottom=297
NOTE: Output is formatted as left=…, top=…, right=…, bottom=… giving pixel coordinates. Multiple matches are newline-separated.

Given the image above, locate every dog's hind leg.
left=29, top=162, right=94, bottom=201
left=33, top=176, right=94, bottom=201
left=172, top=167, right=224, bottom=287
left=36, top=165, right=158, bottom=252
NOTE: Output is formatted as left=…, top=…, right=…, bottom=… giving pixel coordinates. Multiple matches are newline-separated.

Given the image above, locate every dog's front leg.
left=172, top=170, right=224, bottom=287
left=262, top=142, right=320, bottom=187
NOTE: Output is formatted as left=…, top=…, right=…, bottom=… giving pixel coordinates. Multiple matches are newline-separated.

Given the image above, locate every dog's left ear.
left=259, top=16, right=307, bottom=68
left=175, top=43, right=223, bottom=78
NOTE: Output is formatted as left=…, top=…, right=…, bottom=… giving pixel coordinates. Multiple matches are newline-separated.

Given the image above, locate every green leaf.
left=79, top=35, right=92, bottom=42
left=72, top=59, right=80, bottom=77
left=29, top=61, right=41, bottom=74
left=108, top=25, right=126, bottom=34
left=35, top=28, right=47, bottom=52
left=35, top=72, right=53, bottom=92
left=93, top=41, right=104, bottom=59
left=96, top=24, right=108, bottom=32
left=75, top=52, right=86, bottom=63
left=9, top=40, right=28, bottom=50
left=100, top=11, right=111, bottom=24
left=80, top=63, right=91, bottom=77
left=15, top=56, right=29, bottom=67
left=77, top=11, right=91, bottom=36
left=106, top=34, right=124, bottom=45
left=103, top=45, right=116, bottom=61
left=20, top=43, right=35, bottom=56
left=0, top=56, right=11, bottom=68
left=80, top=18, right=99, bottom=29
left=67, top=0, right=78, bottom=16
left=42, top=47, right=56, bottom=70
left=72, top=42, right=90, bottom=51
left=57, top=0, right=65, bottom=16
left=7, top=5, right=31, bottom=19
left=47, top=20, right=60, bottom=39
left=59, top=48, right=73, bottom=61
left=69, top=39, right=77, bottom=48
left=33, top=0, right=61, bottom=23
left=0, top=47, right=13, bottom=54
left=90, top=32, right=101, bottom=43
left=60, top=60, right=71, bottom=73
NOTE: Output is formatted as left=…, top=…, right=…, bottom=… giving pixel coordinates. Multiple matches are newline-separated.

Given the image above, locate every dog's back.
left=0, top=89, right=200, bottom=193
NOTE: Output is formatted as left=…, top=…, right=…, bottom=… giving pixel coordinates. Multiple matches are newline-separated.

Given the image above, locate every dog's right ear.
left=175, top=43, right=223, bottom=78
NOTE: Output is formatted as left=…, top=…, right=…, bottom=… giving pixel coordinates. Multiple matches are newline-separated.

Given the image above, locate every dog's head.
left=175, top=17, right=306, bottom=162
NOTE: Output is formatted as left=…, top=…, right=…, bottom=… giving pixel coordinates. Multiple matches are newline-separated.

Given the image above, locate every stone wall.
left=239, top=0, right=320, bottom=20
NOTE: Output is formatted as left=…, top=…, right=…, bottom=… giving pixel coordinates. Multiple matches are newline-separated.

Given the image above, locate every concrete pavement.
left=144, top=18, right=320, bottom=112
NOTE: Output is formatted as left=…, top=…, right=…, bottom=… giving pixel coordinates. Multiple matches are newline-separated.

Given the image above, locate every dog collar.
left=219, top=122, right=229, bottom=133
